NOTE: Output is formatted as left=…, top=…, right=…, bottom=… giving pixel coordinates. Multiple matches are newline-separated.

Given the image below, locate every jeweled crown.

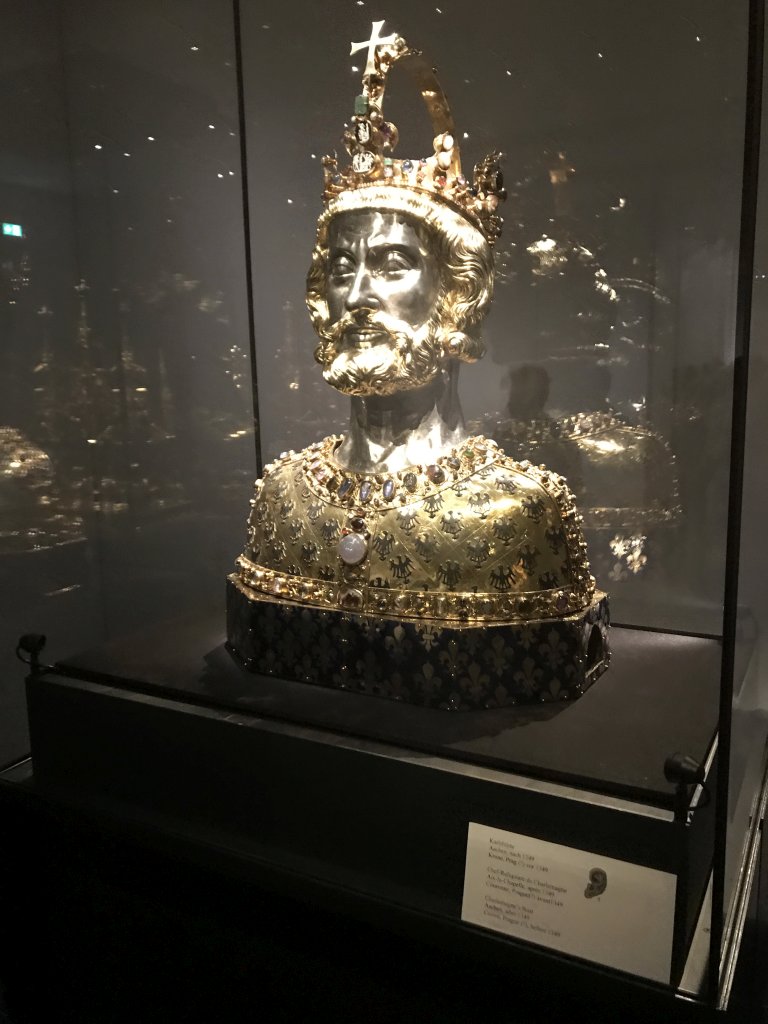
left=321, top=21, right=506, bottom=245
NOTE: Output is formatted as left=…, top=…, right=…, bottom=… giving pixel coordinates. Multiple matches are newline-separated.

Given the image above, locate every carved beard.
left=316, top=310, right=444, bottom=397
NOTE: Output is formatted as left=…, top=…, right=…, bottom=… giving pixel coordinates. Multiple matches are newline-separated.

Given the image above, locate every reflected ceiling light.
left=94, top=144, right=103, bottom=150
left=147, top=135, right=155, bottom=141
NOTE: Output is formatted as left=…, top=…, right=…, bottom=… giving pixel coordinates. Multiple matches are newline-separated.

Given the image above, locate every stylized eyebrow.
left=367, top=243, right=417, bottom=258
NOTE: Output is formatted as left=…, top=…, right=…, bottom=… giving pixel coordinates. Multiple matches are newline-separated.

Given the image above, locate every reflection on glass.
left=0, top=1, right=253, bottom=763
left=480, top=150, right=683, bottom=607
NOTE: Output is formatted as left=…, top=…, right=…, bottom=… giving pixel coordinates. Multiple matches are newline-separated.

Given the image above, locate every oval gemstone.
left=359, top=480, right=373, bottom=503
left=382, top=479, right=395, bottom=501
left=350, top=516, right=366, bottom=533
left=427, top=464, right=445, bottom=484
left=338, top=532, right=368, bottom=565
left=447, top=456, right=461, bottom=470
left=338, top=586, right=364, bottom=610
left=403, top=472, right=417, bottom=492
left=338, top=478, right=354, bottom=499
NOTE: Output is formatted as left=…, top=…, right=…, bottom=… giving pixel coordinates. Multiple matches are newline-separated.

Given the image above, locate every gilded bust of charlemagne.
left=227, top=23, right=608, bottom=709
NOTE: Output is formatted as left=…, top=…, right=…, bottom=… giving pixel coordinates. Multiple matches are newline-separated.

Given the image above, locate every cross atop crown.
left=321, top=22, right=507, bottom=246
left=350, top=20, right=400, bottom=76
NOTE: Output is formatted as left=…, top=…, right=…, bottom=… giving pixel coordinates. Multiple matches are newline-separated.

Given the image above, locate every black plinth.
left=48, top=609, right=719, bottom=805
left=25, top=609, right=719, bottom=990
left=226, top=577, right=610, bottom=710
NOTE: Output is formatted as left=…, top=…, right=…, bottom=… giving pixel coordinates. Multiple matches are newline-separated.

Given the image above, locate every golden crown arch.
left=321, top=20, right=506, bottom=245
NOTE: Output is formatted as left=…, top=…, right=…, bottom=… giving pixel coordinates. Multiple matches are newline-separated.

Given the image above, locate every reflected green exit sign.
left=2, top=223, right=23, bottom=237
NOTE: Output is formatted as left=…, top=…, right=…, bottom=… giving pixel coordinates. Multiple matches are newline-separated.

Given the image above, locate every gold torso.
left=233, top=435, right=595, bottom=624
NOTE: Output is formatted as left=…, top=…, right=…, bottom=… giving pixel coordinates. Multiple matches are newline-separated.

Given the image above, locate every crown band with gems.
left=321, top=21, right=506, bottom=246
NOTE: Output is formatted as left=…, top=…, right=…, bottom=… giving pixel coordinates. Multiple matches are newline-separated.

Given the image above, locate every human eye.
left=377, top=248, right=414, bottom=277
left=329, top=253, right=355, bottom=281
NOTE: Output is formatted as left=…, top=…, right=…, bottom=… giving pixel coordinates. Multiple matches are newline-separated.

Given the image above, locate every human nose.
left=344, top=262, right=379, bottom=312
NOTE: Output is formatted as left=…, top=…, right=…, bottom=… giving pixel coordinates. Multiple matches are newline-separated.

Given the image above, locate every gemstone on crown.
left=320, top=22, right=506, bottom=246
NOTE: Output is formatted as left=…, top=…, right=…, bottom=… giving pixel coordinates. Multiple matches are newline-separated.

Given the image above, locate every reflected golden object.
left=488, top=407, right=680, bottom=583
left=562, top=412, right=681, bottom=530
left=0, top=427, right=83, bottom=554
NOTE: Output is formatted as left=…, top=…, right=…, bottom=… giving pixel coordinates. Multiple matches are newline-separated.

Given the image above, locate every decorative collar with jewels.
left=272, top=434, right=504, bottom=510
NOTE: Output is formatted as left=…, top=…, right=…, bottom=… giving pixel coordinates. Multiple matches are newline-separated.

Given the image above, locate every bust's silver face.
left=319, top=209, right=444, bottom=397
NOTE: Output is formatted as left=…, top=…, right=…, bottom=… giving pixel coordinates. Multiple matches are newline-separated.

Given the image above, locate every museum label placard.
left=462, top=822, right=676, bottom=982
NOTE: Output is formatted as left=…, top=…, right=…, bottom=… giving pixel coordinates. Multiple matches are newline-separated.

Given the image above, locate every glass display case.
left=5, top=0, right=768, bottom=1013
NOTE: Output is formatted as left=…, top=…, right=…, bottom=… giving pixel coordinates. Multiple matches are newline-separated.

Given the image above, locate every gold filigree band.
left=232, top=556, right=598, bottom=625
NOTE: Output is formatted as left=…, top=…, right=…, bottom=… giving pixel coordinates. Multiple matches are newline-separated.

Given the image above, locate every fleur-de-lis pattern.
left=235, top=434, right=597, bottom=625
left=227, top=580, right=610, bottom=710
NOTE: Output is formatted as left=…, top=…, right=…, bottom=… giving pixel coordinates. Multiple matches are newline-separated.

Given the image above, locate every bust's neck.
left=334, top=367, right=467, bottom=473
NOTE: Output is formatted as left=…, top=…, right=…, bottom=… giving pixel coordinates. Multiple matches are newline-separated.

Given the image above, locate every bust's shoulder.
left=254, top=436, right=341, bottom=495
left=472, top=444, right=580, bottom=518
